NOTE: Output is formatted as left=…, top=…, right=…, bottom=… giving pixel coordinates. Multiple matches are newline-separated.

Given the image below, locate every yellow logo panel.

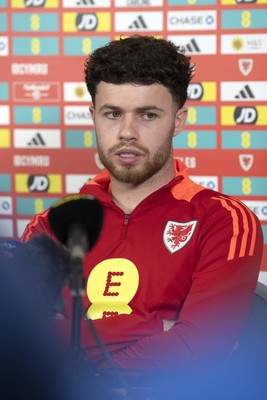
left=0, top=129, right=10, bottom=148
left=114, top=34, right=163, bottom=40
left=63, top=12, right=111, bottom=32
left=15, top=174, right=62, bottom=193
left=87, top=258, right=139, bottom=320
left=11, top=0, right=59, bottom=7
left=221, top=106, right=267, bottom=126
left=201, top=82, right=217, bottom=101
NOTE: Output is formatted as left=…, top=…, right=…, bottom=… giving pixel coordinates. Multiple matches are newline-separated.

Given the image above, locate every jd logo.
left=235, top=0, right=256, bottom=3
left=27, top=175, right=50, bottom=192
left=187, top=83, right=203, bottom=100
left=234, top=107, right=258, bottom=124
left=76, top=14, right=98, bottom=31
left=24, top=0, right=46, bottom=6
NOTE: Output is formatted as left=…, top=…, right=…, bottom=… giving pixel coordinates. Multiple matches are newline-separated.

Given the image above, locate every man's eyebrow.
left=98, top=104, right=122, bottom=112
left=98, top=104, right=165, bottom=112
left=135, top=106, right=165, bottom=112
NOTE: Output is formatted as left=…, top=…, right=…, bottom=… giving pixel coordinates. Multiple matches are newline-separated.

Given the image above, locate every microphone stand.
left=69, top=256, right=85, bottom=350
left=67, top=223, right=88, bottom=356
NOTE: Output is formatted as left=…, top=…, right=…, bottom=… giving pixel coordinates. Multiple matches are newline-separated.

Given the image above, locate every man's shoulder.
left=80, top=170, right=110, bottom=194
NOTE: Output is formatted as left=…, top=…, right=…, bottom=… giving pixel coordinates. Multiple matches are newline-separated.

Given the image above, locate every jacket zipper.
left=121, top=214, right=130, bottom=240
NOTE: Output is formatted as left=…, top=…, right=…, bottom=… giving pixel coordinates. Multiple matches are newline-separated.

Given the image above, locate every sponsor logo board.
left=65, top=174, right=95, bottom=193
left=12, top=82, right=60, bottom=101
left=0, top=105, right=10, bottom=124
left=244, top=201, right=267, bottom=221
left=0, top=197, right=12, bottom=216
left=64, top=106, right=93, bottom=125
left=115, top=12, right=163, bottom=31
left=11, top=63, right=48, bottom=75
left=221, top=82, right=267, bottom=101
left=63, top=0, right=111, bottom=7
left=168, top=10, right=217, bottom=31
left=15, top=174, right=62, bottom=193
left=221, top=34, right=267, bottom=54
left=0, top=219, right=13, bottom=238
left=14, top=129, right=61, bottom=148
left=190, top=176, right=218, bottom=191
left=168, top=34, right=216, bottom=54
left=64, top=82, right=91, bottom=102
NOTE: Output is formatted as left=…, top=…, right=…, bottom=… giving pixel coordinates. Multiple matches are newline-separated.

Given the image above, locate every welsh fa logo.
left=163, top=220, right=197, bottom=254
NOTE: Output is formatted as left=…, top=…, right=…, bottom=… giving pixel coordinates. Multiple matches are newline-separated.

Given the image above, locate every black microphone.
left=48, top=195, right=103, bottom=261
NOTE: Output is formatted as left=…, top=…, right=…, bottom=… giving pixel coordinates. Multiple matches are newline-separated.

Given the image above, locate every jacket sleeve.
left=109, top=198, right=263, bottom=372
left=20, top=210, right=55, bottom=243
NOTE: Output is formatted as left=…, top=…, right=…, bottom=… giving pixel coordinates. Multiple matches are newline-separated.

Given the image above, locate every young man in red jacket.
left=21, top=36, right=263, bottom=389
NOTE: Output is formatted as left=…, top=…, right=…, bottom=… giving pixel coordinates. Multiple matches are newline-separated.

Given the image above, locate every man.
left=21, top=36, right=263, bottom=379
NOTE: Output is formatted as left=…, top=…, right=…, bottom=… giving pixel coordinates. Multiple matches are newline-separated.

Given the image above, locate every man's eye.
left=106, top=111, right=121, bottom=118
left=143, top=113, right=156, bottom=120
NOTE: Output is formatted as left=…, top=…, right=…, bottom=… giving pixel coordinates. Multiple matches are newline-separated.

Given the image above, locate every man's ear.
left=89, top=105, right=95, bottom=121
left=173, top=107, right=188, bottom=138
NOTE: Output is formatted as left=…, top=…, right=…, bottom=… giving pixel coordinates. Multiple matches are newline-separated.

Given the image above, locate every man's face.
left=90, top=82, right=187, bottom=185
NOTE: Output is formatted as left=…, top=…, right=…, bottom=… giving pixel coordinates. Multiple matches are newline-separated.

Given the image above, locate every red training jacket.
left=21, top=160, right=263, bottom=372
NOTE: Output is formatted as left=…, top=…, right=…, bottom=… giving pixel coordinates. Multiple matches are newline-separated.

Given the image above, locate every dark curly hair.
left=84, top=35, right=194, bottom=108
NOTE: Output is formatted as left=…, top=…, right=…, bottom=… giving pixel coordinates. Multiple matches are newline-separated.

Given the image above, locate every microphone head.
left=48, top=195, right=104, bottom=250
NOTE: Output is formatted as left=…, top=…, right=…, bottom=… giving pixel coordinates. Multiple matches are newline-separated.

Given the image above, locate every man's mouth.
left=115, top=149, right=142, bottom=164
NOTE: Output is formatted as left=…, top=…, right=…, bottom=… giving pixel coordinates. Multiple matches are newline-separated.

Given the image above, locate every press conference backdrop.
left=0, top=0, right=266, bottom=283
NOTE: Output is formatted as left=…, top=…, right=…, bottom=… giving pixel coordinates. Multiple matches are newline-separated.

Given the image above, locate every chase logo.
left=221, top=106, right=267, bottom=125
left=244, top=201, right=267, bottom=221
left=187, top=82, right=216, bottom=101
left=168, top=10, right=216, bottom=31
left=190, top=176, right=218, bottom=191
left=0, top=197, right=12, bottom=216
left=0, top=37, right=8, bottom=56
left=64, top=106, right=93, bottom=125
left=15, top=174, right=62, bottom=193
left=116, top=0, right=160, bottom=5
left=63, top=12, right=110, bottom=32
left=11, top=0, right=59, bottom=7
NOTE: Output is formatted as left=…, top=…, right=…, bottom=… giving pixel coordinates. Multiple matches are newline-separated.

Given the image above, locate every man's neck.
left=110, top=166, right=175, bottom=214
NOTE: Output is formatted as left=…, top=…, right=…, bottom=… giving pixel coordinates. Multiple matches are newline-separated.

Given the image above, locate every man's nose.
left=118, top=115, right=139, bottom=140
